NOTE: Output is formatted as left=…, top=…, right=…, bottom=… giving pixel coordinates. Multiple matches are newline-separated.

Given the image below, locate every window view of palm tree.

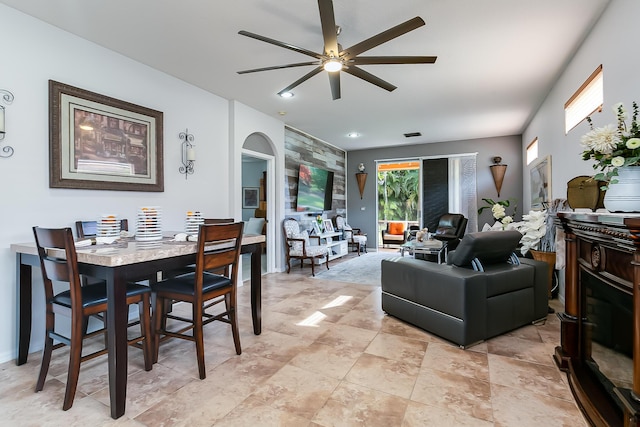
left=377, top=161, right=420, bottom=245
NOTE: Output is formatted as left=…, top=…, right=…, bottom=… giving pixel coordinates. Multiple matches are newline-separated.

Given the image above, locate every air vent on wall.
left=404, top=132, right=422, bottom=138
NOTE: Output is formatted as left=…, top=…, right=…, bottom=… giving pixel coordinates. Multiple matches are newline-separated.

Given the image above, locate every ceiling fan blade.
left=318, top=0, right=339, bottom=56
left=237, top=61, right=320, bottom=74
left=277, top=66, right=324, bottom=96
left=352, top=55, right=437, bottom=65
left=238, top=30, right=323, bottom=60
left=341, top=17, right=425, bottom=59
left=343, top=66, right=397, bottom=92
left=328, top=71, right=341, bottom=100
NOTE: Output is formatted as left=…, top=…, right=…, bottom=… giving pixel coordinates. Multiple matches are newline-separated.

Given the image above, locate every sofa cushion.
left=449, top=230, right=522, bottom=268
left=384, top=233, right=405, bottom=241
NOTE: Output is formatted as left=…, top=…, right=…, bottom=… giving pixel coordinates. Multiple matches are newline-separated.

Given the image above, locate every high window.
left=526, top=138, right=538, bottom=165
left=565, top=65, right=603, bottom=133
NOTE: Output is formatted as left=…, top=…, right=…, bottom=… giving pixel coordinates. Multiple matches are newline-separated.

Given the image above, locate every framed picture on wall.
left=48, top=80, right=164, bottom=192
left=530, top=155, right=552, bottom=210
left=242, top=187, right=259, bottom=208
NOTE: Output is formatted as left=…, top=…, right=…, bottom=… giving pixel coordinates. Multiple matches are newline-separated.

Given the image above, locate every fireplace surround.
left=555, top=212, right=640, bottom=426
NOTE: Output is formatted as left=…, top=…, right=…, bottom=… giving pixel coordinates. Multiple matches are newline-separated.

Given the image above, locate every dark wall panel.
left=422, top=158, right=448, bottom=231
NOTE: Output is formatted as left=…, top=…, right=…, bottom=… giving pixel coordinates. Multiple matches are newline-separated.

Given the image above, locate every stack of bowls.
left=136, top=206, right=162, bottom=241
left=97, top=214, right=121, bottom=238
left=185, top=211, right=204, bottom=235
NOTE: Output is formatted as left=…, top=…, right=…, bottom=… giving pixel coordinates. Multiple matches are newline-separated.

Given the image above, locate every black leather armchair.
left=381, top=230, right=548, bottom=347
left=433, top=213, right=467, bottom=250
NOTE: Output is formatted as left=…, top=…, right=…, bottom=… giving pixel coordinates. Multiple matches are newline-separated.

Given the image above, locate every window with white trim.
left=565, top=65, right=603, bottom=134
left=526, top=138, right=538, bottom=165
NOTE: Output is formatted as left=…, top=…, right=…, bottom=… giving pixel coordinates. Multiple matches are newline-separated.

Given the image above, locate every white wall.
left=523, top=0, right=639, bottom=300
left=523, top=0, right=639, bottom=211
left=0, top=5, right=284, bottom=363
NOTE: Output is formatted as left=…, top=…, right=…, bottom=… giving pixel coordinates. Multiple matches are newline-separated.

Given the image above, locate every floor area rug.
left=311, top=251, right=403, bottom=286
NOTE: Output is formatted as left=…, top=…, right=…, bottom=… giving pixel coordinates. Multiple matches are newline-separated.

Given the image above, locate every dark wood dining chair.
left=75, top=218, right=131, bottom=296
left=32, top=226, right=153, bottom=411
left=152, top=222, right=244, bottom=379
left=75, top=219, right=129, bottom=239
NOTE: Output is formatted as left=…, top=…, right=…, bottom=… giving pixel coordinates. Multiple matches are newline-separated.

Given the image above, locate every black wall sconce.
left=0, top=89, right=15, bottom=158
left=355, top=162, right=367, bottom=199
left=179, top=129, right=195, bottom=179
left=490, top=156, right=507, bottom=197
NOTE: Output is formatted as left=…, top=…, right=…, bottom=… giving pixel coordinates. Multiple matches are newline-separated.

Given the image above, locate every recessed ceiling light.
left=347, top=132, right=360, bottom=138
left=279, top=92, right=294, bottom=98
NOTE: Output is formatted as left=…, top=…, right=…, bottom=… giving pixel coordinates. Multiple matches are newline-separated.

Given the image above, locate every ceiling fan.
left=237, top=0, right=437, bottom=100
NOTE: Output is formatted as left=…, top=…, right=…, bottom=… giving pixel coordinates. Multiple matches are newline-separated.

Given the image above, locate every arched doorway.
left=242, top=133, right=275, bottom=278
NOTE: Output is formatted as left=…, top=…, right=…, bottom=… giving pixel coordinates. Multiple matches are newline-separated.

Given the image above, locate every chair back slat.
left=202, top=250, right=237, bottom=271
left=203, top=218, right=234, bottom=225
left=41, top=257, right=73, bottom=283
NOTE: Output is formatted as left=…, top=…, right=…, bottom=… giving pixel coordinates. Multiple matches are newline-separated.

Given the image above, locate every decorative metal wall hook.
left=179, top=129, right=195, bottom=179
left=0, top=89, right=15, bottom=158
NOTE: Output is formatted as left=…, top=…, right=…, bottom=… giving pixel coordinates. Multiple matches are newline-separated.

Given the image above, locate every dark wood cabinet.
left=556, top=212, right=640, bottom=426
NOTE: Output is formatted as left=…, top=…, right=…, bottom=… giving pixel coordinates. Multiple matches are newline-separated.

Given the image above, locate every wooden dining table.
left=10, top=233, right=265, bottom=419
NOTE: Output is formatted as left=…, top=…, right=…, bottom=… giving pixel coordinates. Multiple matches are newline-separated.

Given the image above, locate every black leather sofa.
left=381, top=230, right=548, bottom=347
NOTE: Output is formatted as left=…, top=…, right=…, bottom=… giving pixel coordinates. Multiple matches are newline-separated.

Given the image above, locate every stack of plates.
left=136, top=206, right=162, bottom=241
left=185, top=211, right=204, bottom=235
left=97, top=214, right=121, bottom=238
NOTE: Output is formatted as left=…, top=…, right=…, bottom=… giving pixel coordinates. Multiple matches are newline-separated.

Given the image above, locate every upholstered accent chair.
left=282, top=218, right=329, bottom=277
left=381, top=222, right=408, bottom=247
left=333, top=215, right=367, bottom=255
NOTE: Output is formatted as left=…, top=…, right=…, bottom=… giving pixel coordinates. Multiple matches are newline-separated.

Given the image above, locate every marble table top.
left=11, top=233, right=265, bottom=267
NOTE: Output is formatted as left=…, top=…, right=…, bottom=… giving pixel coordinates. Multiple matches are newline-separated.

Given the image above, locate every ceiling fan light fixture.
left=237, top=1, right=436, bottom=99
left=323, top=59, right=343, bottom=72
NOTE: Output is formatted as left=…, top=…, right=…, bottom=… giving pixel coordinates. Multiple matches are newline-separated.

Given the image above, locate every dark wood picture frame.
left=49, top=80, right=164, bottom=192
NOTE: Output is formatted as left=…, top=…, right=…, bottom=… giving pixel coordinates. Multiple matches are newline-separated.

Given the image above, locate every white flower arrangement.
left=478, top=198, right=515, bottom=229
left=514, top=210, right=547, bottom=256
left=581, top=101, right=640, bottom=189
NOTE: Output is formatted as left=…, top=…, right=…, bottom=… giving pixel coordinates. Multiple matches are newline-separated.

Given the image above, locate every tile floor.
left=0, top=251, right=588, bottom=426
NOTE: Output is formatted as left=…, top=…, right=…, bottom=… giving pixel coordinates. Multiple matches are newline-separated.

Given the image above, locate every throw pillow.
left=245, top=217, right=265, bottom=235
left=388, top=222, right=405, bottom=235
